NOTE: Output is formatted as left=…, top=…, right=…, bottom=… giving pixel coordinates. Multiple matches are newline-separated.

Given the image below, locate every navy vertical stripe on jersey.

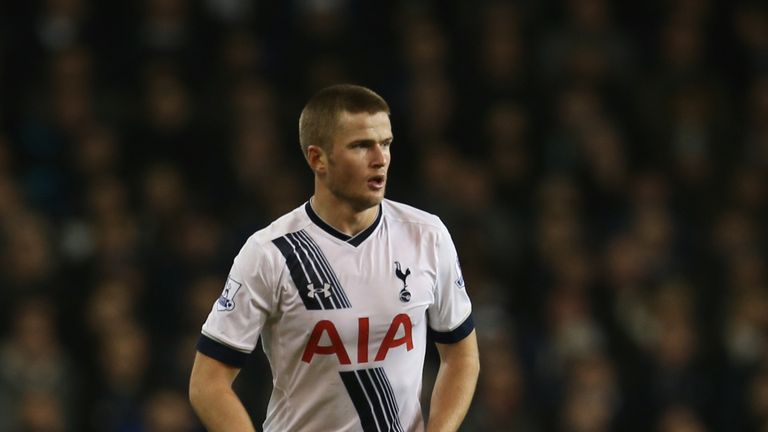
left=272, top=230, right=351, bottom=310
left=287, top=232, right=343, bottom=310
left=286, top=231, right=351, bottom=309
left=340, top=367, right=404, bottom=432
left=272, top=235, right=322, bottom=309
left=284, top=233, right=337, bottom=310
left=340, top=370, right=379, bottom=431
left=372, top=367, right=402, bottom=429
left=294, top=230, right=350, bottom=306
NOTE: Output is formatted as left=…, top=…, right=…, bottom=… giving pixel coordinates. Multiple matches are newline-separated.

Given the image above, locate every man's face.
left=322, top=111, right=392, bottom=211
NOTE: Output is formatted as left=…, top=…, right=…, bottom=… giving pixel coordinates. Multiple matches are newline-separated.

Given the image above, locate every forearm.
left=427, top=334, right=480, bottom=432
left=190, top=381, right=256, bottom=432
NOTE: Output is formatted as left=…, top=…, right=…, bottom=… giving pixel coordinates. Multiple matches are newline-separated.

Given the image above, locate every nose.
left=370, top=143, right=389, bottom=168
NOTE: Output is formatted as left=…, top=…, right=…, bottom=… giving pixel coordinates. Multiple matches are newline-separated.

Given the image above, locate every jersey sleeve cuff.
left=428, top=314, right=474, bottom=344
left=196, top=334, right=250, bottom=367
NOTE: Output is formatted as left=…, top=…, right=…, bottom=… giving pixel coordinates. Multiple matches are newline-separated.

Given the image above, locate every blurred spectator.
left=90, top=320, right=150, bottom=431
left=540, top=0, right=634, bottom=90
left=139, top=0, right=191, bottom=53
left=17, top=389, right=68, bottom=432
left=86, top=276, right=141, bottom=339
left=69, top=125, right=122, bottom=183
left=36, top=0, right=90, bottom=52
left=658, top=404, right=707, bottom=432
left=467, top=311, right=537, bottom=431
left=559, top=352, right=618, bottom=432
left=0, top=298, right=75, bottom=431
left=648, top=280, right=710, bottom=414
left=474, top=1, right=528, bottom=98
left=1, top=212, right=56, bottom=296
left=484, top=101, right=533, bottom=197
left=141, top=389, right=198, bottom=432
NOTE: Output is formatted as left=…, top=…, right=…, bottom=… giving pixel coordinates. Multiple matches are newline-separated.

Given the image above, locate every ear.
left=306, top=145, right=328, bottom=174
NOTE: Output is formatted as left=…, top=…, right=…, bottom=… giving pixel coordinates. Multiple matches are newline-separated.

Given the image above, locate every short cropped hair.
left=299, top=84, right=390, bottom=157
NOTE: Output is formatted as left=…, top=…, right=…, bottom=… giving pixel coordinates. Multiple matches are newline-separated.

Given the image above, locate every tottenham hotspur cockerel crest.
left=395, top=261, right=411, bottom=303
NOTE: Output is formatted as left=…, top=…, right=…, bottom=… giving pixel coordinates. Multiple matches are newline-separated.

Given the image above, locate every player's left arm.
left=427, top=330, right=480, bottom=432
left=426, top=222, right=480, bottom=431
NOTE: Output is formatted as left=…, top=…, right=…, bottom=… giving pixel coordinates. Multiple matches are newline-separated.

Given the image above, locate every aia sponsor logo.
left=302, top=314, right=414, bottom=365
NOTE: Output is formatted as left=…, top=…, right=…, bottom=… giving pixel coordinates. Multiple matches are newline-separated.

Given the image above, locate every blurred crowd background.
left=1, top=0, right=768, bottom=431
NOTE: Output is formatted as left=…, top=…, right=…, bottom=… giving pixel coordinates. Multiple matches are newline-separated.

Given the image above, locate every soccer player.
left=189, top=84, right=479, bottom=431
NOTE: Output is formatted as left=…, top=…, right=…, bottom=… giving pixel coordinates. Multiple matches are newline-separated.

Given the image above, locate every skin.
left=428, top=331, right=480, bottom=432
left=307, top=110, right=392, bottom=236
left=189, top=110, right=479, bottom=432
left=189, top=352, right=254, bottom=432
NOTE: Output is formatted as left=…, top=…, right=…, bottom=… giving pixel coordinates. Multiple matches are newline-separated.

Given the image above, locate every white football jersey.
left=198, top=199, right=474, bottom=432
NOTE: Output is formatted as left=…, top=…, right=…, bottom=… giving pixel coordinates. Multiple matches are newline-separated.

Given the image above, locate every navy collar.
left=305, top=201, right=382, bottom=247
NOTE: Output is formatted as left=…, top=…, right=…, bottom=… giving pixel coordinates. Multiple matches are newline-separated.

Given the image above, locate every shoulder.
left=382, top=199, right=448, bottom=234
left=239, top=203, right=312, bottom=258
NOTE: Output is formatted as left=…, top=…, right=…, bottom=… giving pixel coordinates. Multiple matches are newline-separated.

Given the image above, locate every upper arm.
left=189, top=352, right=256, bottom=431
left=190, top=351, right=242, bottom=395
left=427, top=224, right=474, bottom=342
left=435, top=330, right=479, bottom=366
left=199, top=240, right=277, bottom=365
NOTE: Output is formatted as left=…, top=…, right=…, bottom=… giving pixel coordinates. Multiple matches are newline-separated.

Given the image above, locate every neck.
left=310, top=189, right=379, bottom=237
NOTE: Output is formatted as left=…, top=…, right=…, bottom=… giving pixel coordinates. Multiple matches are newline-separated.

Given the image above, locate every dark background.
left=1, top=0, right=768, bottom=431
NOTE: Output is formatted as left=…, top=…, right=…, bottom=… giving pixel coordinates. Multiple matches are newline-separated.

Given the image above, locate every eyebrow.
left=346, top=137, right=393, bottom=147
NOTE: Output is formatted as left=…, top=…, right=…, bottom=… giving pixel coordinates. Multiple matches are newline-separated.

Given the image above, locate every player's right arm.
left=189, top=351, right=256, bottom=432
left=190, top=237, right=275, bottom=430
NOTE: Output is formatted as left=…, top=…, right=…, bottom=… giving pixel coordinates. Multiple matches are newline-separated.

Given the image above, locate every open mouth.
left=367, top=175, right=386, bottom=190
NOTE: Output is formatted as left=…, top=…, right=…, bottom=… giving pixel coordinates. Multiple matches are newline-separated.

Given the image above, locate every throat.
left=309, top=198, right=380, bottom=237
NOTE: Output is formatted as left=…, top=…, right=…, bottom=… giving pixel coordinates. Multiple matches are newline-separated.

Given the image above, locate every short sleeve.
left=427, top=223, right=474, bottom=344
left=198, top=239, right=277, bottom=366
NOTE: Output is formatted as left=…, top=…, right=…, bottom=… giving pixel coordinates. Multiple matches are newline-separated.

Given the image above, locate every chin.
left=329, top=184, right=385, bottom=211
left=351, top=193, right=384, bottom=212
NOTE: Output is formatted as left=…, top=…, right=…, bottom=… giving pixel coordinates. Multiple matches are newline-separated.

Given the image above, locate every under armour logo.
left=395, top=261, right=411, bottom=303
left=307, top=283, right=332, bottom=299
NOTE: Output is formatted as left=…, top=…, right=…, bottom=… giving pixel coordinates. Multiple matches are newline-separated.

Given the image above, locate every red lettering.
left=303, top=315, right=415, bottom=365
left=302, top=320, right=351, bottom=364
left=375, top=313, right=413, bottom=361
left=358, top=317, right=369, bottom=363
